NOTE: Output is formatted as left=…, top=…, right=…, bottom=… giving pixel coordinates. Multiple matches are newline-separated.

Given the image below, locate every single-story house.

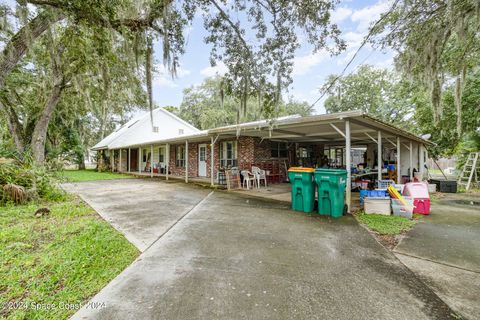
left=92, top=108, right=433, bottom=212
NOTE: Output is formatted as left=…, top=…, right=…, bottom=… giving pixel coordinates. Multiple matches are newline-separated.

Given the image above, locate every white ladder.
left=458, top=152, right=479, bottom=191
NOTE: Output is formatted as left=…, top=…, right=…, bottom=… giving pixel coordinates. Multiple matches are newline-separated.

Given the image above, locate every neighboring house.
left=92, top=108, right=432, bottom=212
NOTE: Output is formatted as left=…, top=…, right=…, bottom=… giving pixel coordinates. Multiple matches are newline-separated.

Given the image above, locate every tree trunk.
left=454, top=67, right=467, bottom=136
left=0, top=100, right=25, bottom=153
left=0, top=10, right=64, bottom=90
left=77, top=152, right=86, bottom=170
left=31, top=83, right=63, bottom=164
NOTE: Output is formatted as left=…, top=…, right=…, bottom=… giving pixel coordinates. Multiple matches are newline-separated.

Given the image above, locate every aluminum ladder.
left=458, top=152, right=479, bottom=191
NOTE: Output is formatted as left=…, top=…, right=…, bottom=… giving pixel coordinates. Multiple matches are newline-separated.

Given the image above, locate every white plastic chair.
left=241, top=170, right=257, bottom=190
left=252, top=166, right=267, bottom=188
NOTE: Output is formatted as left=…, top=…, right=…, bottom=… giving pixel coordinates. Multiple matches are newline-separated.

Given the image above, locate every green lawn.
left=62, top=169, right=133, bottom=182
left=0, top=197, right=139, bottom=319
left=357, top=212, right=419, bottom=235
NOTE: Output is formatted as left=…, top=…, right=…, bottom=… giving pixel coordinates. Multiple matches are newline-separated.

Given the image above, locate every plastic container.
left=430, top=179, right=457, bottom=193
left=359, top=189, right=368, bottom=206
left=403, top=182, right=430, bottom=215
left=364, top=198, right=391, bottom=215
left=314, top=169, right=347, bottom=218
left=391, top=197, right=414, bottom=219
left=378, top=179, right=395, bottom=189
left=288, top=167, right=315, bottom=213
left=367, top=190, right=389, bottom=198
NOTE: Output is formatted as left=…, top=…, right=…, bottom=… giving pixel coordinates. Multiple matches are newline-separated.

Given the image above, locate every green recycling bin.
left=288, top=167, right=315, bottom=213
left=314, top=168, right=347, bottom=218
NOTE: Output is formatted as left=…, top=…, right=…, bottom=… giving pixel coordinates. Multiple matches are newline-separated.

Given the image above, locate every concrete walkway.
left=67, top=179, right=455, bottom=319
left=394, top=193, right=480, bottom=319
left=62, top=179, right=211, bottom=251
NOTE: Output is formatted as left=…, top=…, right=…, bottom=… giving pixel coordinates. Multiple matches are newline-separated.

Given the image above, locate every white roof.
left=91, top=108, right=199, bottom=150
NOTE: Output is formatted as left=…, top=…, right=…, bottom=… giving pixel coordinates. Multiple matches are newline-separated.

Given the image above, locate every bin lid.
left=314, top=168, right=348, bottom=174
left=288, top=167, right=315, bottom=173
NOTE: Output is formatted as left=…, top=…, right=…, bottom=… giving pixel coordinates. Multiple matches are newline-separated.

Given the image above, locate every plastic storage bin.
left=364, top=198, right=391, bottom=215
left=378, top=179, right=395, bottom=189
left=367, top=190, right=389, bottom=198
left=314, top=169, right=347, bottom=218
left=403, top=182, right=430, bottom=215
left=391, top=197, right=414, bottom=219
left=430, top=179, right=457, bottom=193
left=288, top=167, right=315, bottom=213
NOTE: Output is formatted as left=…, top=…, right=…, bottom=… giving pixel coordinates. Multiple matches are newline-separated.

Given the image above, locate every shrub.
left=0, top=156, right=66, bottom=205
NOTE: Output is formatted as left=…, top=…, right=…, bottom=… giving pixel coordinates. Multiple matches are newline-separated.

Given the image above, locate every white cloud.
left=331, top=7, right=353, bottom=24
left=351, top=0, right=392, bottom=32
left=343, top=31, right=365, bottom=50
left=200, top=61, right=228, bottom=77
left=153, top=63, right=190, bottom=88
left=292, top=50, right=330, bottom=76
left=154, top=76, right=178, bottom=88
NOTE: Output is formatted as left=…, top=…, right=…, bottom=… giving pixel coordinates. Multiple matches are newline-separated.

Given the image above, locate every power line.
left=310, top=0, right=400, bottom=108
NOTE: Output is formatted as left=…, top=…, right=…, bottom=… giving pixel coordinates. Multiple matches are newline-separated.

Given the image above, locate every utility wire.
left=310, top=0, right=400, bottom=108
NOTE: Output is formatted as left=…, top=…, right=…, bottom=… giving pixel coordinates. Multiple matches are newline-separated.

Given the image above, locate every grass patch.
left=0, top=196, right=139, bottom=319
left=61, top=169, right=133, bottom=182
left=357, top=212, right=418, bottom=235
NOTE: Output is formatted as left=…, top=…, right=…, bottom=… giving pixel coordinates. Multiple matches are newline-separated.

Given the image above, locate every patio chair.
left=241, top=170, right=257, bottom=190
left=252, top=166, right=267, bottom=188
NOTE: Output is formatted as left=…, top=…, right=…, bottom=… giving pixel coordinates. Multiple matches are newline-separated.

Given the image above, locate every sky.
left=151, top=0, right=395, bottom=114
left=1, top=0, right=395, bottom=115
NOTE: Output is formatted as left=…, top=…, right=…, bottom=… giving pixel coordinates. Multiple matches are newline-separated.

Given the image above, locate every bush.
left=0, top=156, right=66, bottom=204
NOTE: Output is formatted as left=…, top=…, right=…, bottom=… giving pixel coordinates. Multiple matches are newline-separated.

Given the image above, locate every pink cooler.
left=403, top=182, right=430, bottom=215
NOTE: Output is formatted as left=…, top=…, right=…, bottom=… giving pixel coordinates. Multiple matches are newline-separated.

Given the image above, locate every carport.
left=105, top=110, right=432, bottom=214
left=207, top=111, right=432, bottom=213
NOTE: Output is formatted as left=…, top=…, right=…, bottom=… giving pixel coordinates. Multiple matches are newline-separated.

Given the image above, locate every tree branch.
left=0, top=9, right=64, bottom=89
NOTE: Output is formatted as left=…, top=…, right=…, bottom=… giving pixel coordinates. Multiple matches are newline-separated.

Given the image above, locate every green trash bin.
left=314, top=168, right=347, bottom=218
left=288, top=167, right=315, bottom=213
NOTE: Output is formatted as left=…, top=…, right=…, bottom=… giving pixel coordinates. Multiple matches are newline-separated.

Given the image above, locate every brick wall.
left=168, top=143, right=199, bottom=177
left=166, top=136, right=280, bottom=180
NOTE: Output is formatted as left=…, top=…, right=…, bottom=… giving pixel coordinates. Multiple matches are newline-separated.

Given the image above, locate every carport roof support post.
left=397, top=137, right=401, bottom=184
left=345, top=120, right=351, bottom=213
left=166, top=143, right=170, bottom=180
left=151, top=145, right=153, bottom=178
left=185, top=140, right=189, bottom=183
left=409, top=141, right=413, bottom=181
left=128, top=148, right=131, bottom=172
left=138, top=147, right=141, bottom=174
left=210, top=136, right=214, bottom=186
left=378, top=131, right=382, bottom=182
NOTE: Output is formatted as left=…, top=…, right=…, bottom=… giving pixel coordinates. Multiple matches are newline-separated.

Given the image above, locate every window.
left=159, top=147, right=165, bottom=163
left=219, top=141, right=237, bottom=168
left=271, top=142, right=288, bottom=158
left=153, top=126, right=159, bottom=133
left=176, top=145, right=185, bottom=167
left=199, top=146, right=206, bottom=161
left=178, top=129, right=184, bottom=135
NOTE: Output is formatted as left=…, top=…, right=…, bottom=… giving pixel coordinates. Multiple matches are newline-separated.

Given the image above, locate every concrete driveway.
left=62, top=179, right=211, bottom=251
left=394, top=193, right=480, bottom=319
left=66, top=179, right=454, bottom=319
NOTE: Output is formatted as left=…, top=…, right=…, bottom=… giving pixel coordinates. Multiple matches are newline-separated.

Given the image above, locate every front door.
left=130, top=148, right=138, bottom=172
left=198, top=144, right=207, bottom=177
